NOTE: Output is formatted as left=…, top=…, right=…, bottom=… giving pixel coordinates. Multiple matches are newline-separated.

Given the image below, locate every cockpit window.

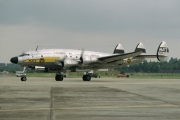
left=19, top=53, right=29, bottom=57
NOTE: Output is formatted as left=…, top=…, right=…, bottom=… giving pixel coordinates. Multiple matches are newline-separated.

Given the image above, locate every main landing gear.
left=55, top=71, right=91, bottom=81
left=55, top=74, right=64, bottom=81
left=82, top=74, right=91, bottom=81
left=55, top=70, right=65, bottom=81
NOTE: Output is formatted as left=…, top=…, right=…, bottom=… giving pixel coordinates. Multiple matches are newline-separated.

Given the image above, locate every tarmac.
left=0, top=77, right=180, bottom=120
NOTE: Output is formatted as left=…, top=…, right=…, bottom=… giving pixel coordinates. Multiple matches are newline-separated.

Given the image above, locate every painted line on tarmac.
left=0, top=104, right=179, bottom=112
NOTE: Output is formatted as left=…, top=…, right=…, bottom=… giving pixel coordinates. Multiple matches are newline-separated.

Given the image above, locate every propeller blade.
left=79, top=49, right=84, bottom=64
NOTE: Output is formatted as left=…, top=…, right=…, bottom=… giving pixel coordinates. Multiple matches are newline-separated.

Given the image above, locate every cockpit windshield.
left=19, top=53, right=30, bottom=57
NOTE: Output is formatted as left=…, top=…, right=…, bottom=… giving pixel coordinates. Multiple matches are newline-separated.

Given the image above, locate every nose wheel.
left=21, top=76, right=27, bottom=81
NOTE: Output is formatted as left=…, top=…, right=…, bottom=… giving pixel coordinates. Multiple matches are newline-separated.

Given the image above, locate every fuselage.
left=10, top=49, right=144, bottom=71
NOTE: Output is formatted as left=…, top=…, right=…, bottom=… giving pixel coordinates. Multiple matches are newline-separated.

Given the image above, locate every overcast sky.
left=0, top=0, right=180, bottom=63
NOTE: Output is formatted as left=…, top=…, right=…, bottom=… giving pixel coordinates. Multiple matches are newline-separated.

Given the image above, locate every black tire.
left=55, top=75, right=63, bottom=81
left=21, top=77, right=27, bottom=81
left=86, top=75, right=91, bottom=81
left=82, top=75, right=91, bottom=81
left=82, top=75, right=86, bottom=81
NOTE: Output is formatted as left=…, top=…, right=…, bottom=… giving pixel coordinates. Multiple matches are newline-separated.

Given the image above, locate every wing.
left=98, top=51, right=142, bottom=63
left=88, top=51, right=143, bottom=68
left=96, top=42, right=146, bottom=64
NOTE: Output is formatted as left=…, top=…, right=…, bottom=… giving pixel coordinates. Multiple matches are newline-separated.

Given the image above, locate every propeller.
left=79, top=49, right=84, bottom=64
left=55, top=55, right=65, bottom=67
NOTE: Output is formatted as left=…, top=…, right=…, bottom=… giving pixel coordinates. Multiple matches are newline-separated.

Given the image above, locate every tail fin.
left=134, top=42, right=146, bottom=53
left=157, top=41, right=169, bottom=62
left=113, top=44, right=125, bottom=54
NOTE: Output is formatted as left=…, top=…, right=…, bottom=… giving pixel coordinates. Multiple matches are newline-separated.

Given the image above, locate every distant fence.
left=130, top=72, right=180, bottom=76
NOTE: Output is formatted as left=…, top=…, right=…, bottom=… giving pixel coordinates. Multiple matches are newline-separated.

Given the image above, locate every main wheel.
left=82, top=75, right=91, bottom=81
left=55, top=75, right=63, bottom=81
left=21, top=76, right=27, bottom=81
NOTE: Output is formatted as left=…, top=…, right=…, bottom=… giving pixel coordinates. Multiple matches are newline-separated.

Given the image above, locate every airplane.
left=10, top=41, right=169, bottom=81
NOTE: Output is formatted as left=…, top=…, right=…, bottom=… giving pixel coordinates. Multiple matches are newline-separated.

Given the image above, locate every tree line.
left=0, top=63, right=23, bottom=73
left=116, top=58, right=180, bottom=73
left=0, top=57, right=180, bottom=73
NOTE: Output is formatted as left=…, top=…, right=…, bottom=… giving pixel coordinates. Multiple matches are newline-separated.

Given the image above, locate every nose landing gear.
left=20, top=66, right=28, bottom=81
left=21, top=76, right=27, bottom=81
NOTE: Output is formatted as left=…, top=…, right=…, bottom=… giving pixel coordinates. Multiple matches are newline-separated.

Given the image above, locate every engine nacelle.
left=63, top=59, right=78, bottom=67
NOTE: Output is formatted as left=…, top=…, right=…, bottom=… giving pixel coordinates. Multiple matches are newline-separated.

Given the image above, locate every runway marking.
left=0, top=104, right=179, bottom=112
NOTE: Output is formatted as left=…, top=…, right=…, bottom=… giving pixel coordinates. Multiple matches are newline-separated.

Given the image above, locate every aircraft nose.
left=10, top=57, right=18, bottom=64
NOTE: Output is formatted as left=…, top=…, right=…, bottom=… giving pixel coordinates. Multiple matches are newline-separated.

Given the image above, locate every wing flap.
left=98, top=51, right=143, bottom=63
left=134, top=55, right=157, bottom=59
left=134, top=55, right=168, bottom=60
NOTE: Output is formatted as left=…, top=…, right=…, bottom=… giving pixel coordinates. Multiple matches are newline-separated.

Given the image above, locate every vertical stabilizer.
left=134, top=42, right=146, bottom=53
left=113, top=44, right=125, bottom=54
left=157, top=41, right=169, bottom=62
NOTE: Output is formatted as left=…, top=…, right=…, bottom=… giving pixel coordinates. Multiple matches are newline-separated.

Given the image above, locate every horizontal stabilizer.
left=134, top=41, right=169, bottom=62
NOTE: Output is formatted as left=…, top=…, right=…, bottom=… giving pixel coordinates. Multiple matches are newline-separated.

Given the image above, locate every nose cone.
left=10, top=57, right=18, bottom=64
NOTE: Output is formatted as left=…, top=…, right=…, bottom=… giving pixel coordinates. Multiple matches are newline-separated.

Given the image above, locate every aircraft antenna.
left=36, top=46, right=38, bottom=51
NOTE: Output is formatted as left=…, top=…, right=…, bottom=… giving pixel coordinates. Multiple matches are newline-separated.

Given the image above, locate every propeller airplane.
left=10, top=41, right=169, bottom=81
